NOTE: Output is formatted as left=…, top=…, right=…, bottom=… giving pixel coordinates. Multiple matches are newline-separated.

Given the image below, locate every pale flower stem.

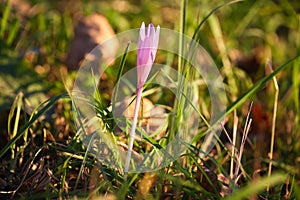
left=124, top=87, right=143, bottom=180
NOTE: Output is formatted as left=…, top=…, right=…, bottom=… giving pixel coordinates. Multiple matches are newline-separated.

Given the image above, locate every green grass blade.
left=74, top=133, right=96, bottom=190
left=224, top=173, right=287, bottom=200
left=0, top=0, right=12, bottom=38
left=231, top=0, right=266, bottom=38
left=293, top=15, right=300, bottom=136
left=193, top=55, right=299, bottom=143
left=59, top=156, right=71, bottom=197
left=178, top=0, right=187, bottom=74
left=7, top=17, right=20, bottom=46
left=292, top=178, right=300, bottom=200
left=226, top=55, right=299, bottom=115
left=112, top=42, right=130, bottom=112
left=7, top=92, right=23, bottom=160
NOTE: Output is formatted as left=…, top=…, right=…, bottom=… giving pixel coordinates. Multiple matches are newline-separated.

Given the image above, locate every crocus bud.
left=137, top=22, right=160, bottom=89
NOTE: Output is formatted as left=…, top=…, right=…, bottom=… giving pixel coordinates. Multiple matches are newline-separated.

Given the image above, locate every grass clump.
left=0, top=0, right=299, bottom=199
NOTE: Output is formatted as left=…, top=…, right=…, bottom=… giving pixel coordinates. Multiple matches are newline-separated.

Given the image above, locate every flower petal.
left=139, top=22, right=145, bottom=41
left=137, top=22, right=160, bottom=89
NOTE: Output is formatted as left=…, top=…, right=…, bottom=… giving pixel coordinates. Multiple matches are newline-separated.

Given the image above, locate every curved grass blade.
left=193, top=55, right=299, bottom=143
left=224, top=173, right=287, bottom=200
left=112, top=41, right=131, bottom=112
left=226, top=55, right=299, bottom=115
left=192, top=0, right=244, bottom=41
left=0, top=92, right=69, bottom=158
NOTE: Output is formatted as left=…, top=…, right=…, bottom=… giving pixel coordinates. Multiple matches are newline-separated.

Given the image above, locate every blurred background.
left=0, top=0, right=299, bottom=199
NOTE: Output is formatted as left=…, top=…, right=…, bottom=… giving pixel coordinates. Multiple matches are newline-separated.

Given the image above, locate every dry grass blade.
left=234, top=102, right=253, bottom=184
left=266, top=59, right=279, bottom=192
left=7, top=92, right=24, bottom=160
left=230, top=110, right=238, bottom=179
left=0, top=146, right=44, bottom=197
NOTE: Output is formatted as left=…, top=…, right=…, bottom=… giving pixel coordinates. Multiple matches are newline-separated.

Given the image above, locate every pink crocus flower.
left=124, top=22, right=160, bottom=179
left=137, top=22, right=160, bottom=90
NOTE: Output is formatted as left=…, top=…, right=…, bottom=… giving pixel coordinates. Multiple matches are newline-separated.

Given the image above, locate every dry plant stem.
left=124, top=88, right=143, bottom=180
left=235, top=118, right=252, bottom=184
left=234, top=102, right=253, bottom=184
left=267, top=61, right=279, bottom=192
left=230, top=110, right=238, bottom=179
left=0, top=146, right=44, bottom=197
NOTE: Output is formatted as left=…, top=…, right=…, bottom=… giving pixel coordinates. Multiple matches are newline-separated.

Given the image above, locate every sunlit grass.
left=0, top=0, right=299, bottom=199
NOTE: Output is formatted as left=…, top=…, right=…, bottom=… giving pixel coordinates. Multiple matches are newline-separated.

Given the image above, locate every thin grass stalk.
left=178, top=0, right=186, bottom=74
left=267, top=60, right=279, bottom=192
left=235, top=118, right=252, bottom=184
left=291, top=176, right=300, bottom=198
left=165, top=0, right=188, bottom=159
left=74, top=133, right=96, bottom=190
left=60, top=157, right=71, bottom=198
left=177, top=0, right=188, bottom=103
left=169, top=0, right=187, bottom=141
left=234, top=102, right=253, bottom=184
left=293, top=15, right=300, bottom=137
left=230, top=110, right=238, bottom=179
